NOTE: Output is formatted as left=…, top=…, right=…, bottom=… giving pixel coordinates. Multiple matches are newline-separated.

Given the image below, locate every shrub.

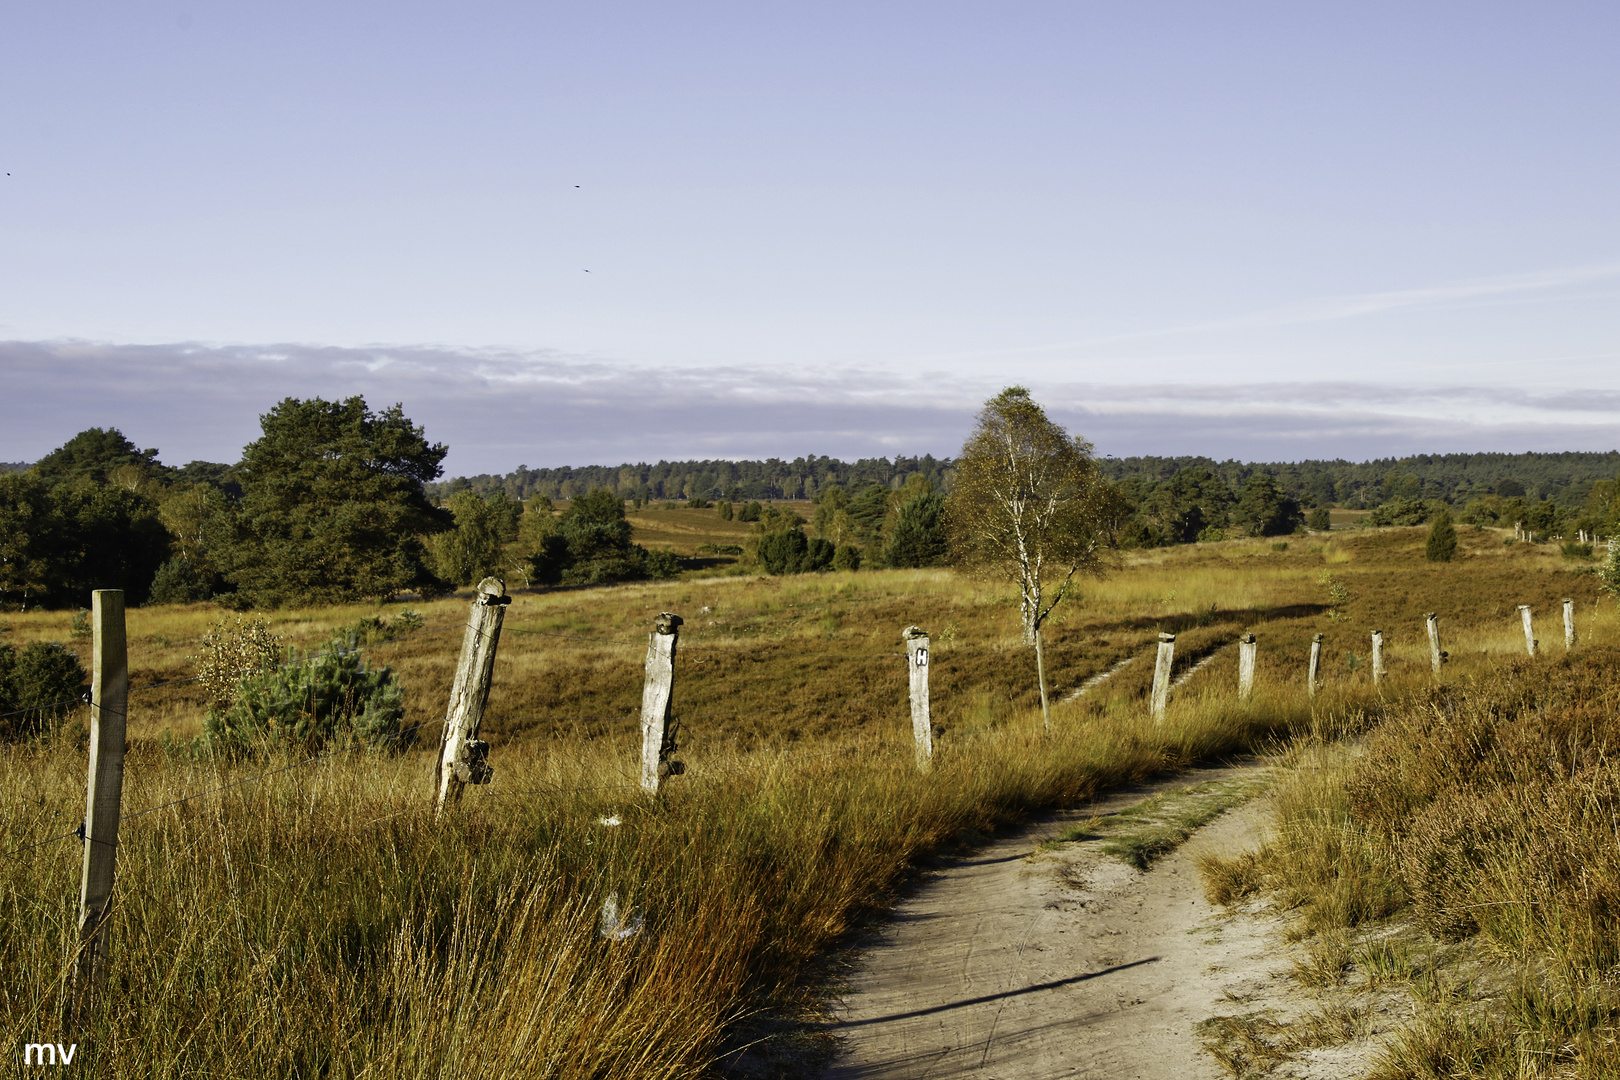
left=204, top=632, right=410, bottom=753
left=0, top=640, right=86, bottom=740
left=1306, top=507, right=1331, bottom=531
left=1600, top=538, right=1620, bottom=605
left=717, top=501, right=734, bottom=521
left=831, top=544, right=862, bottom=571
left=1425, top=508, right=1458, bottom=562
left=197, top=615, right=282, bottom=710
left=1366, top=497, right=1441, bottom=527
left=1561, top=541, right=1594, bottom=560
left=645, top=549, right=683, bottom=579
left=755, top=529, right=808, bottom=575
left=148, top=556, right=218, bottom=604
left=685, top=497, right=712, bottom=509
left=341, top=610, right=424, bottom=647
left=738, top=501, right=763, bottom=522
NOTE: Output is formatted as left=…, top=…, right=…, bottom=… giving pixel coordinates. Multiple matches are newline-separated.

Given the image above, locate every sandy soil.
left=823, top=761, right=1377, bottom=1080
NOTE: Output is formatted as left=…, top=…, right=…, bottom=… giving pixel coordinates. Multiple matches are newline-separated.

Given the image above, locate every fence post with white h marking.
left=903, top=626, right=932, bottom=771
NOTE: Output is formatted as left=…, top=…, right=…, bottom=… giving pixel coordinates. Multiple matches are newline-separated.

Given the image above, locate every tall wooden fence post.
left=1150, top=632, right=1175, bottom=722
left=1237, top=633, right=1257, bottom=701
left=1425, top=613, right=1444, bottom=677
left=74, top=589, right=129, bottom=1012
left=639, top=612, right=683, bottom=796
left=435, top=577, right=509, bottom=812
left=1371, top=629, right=1385, bottom=686
left=1518, top=605, right=1537, bottom=657
left=903, top=626, right=932, bottom=771
left=1564, top=598, right=1576, bottom=650
left=1307, top=633, right=1323, bottom=698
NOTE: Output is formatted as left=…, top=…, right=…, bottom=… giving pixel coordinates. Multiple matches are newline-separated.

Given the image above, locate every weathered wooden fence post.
left=434, top=577, right=509, bottom=812
left=1425, top=613, right=1444, bottom=677
left=74, top=589, right=129, bottom=1012
left=1518, top=605, right=1537, bottom=656
left=903, top=626, right=932, bottom=771
left=1237, top=633, right=1257, bottom=701
left=1307, top=633, right=1323, bottom=698
left=1150, top=632, right=1175, bottom=722
left=1564, top=598, right=1576, bottom=649
left=1371, top=629, right=1385, bottom=686
left=639, top=612, right=684, bottom=796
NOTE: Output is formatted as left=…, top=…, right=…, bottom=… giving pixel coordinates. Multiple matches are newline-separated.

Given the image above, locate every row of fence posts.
left=58, top=579, right=1592, bottom=1014
left=1146, top=598, right=1581, bottom=721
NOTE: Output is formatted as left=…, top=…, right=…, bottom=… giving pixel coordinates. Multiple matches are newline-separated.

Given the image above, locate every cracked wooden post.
left=1518, top=605, right=1537, bottom=656
left=639, top=612, right=684, bottom=796
left=75, top=589, right=128, bottom=1013
left=435, top=577, right=509, bottom=812
left=1237, top=633, right=1257, bottom=701
left=1425, top=613, right=1444, bottom=677
left=1150, top=632, right=1175, bottom=722
left=904, top=626, right=932, bottom=771
left=1564, top=598, right=1576, bottom=650
left=1308, top=633, right=1323, bottom=698
left=1371, top=629, right=1385, bottom=686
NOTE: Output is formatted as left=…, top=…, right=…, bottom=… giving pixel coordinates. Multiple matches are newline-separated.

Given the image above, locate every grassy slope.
left=0, top=525, right=1612, bottom=1077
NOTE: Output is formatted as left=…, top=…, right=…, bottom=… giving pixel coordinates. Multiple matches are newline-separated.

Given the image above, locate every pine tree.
left=1426, top=508, right=1458, bottom=562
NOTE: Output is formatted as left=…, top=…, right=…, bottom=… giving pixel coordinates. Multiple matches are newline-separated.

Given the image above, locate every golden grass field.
left=2, top=522, right=1615, bottom=1077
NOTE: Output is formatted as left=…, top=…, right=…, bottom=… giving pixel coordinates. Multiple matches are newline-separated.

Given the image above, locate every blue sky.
left=3, top=2, right=1617, bottom=474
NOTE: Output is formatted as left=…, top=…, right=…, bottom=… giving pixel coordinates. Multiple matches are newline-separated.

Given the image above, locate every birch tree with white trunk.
left=946, top=387, right=1126, bottom=728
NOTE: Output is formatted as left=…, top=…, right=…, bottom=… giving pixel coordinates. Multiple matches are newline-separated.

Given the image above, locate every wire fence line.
left=1, top=609, right=1154, bottom=862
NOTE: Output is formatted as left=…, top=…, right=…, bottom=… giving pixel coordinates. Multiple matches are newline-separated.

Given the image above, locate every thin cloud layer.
left=3, top=341, right=1616, bottom=474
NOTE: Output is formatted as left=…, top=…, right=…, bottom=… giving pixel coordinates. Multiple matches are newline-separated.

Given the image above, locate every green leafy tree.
left=945, top=387, right=1127, bottom=727
left=220, top=397, right=451, bottom=606
left=1426, top=508, right=1459, bottom=562
left=526, top=489, right=660, bottom=586
left=51, top=483, right=172, bottom=605
left=1233, top=473, right=1304, bottom=537
left=32, top=427, right=166, bottom=487
left=429, top=490, right=522, bottom=587
left=557, top=489, right=644, bottom=584
left=0, top=640, right=87, bottom=740
left=0, top=472, right=61, bottom=610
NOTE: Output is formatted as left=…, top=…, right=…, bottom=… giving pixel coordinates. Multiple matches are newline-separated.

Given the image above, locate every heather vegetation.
left=2, top=520, right=1615, bottom=1076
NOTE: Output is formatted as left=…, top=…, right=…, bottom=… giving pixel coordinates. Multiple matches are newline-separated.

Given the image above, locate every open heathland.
left=2, top=524, right=1616, bottom=1077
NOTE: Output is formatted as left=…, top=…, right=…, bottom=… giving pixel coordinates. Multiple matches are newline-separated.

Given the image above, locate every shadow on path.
left=839, top=958, right=1160, bottom=1028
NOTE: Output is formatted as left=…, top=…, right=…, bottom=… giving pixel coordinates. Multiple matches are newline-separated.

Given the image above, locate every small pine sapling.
left=1426, top=508, right=1458, bottom=563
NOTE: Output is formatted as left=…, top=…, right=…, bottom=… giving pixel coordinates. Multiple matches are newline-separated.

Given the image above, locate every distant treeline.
left=1098, top=451, right=1620, bottom=510
left=426, top=455, right=957, bottom=504
left=427, top=450, right=1620, bottom=512
left=7, top=414, right=1620, bottom=613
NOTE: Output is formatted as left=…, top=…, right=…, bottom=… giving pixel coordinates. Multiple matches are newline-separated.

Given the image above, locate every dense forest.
left=426, top=451, right=1620, bottom=510
left=3, top=403, right=1618, bottom=612
left=425, top=455, right=957, bottom=504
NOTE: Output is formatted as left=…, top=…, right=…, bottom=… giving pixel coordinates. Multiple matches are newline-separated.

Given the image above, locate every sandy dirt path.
left=824, top=762, right=1281, bottom=1080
